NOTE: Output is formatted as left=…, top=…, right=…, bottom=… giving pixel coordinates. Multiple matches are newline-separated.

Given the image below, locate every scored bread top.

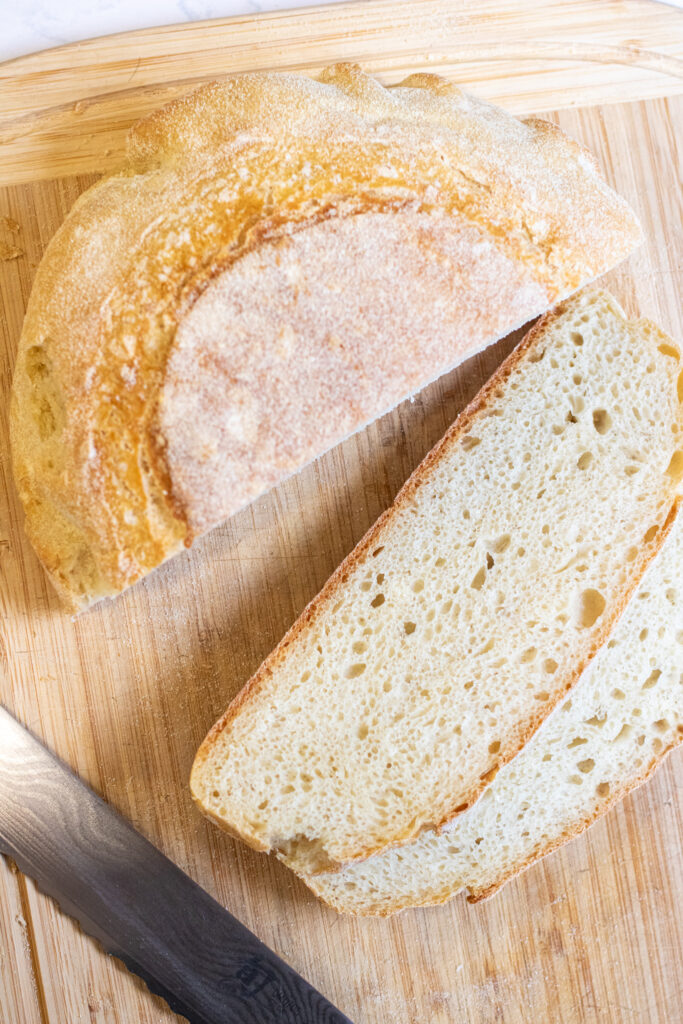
left=303, top=508, right=683, bottom=915
left=190, top=290, right=683, bottom=873
left=10, top=64, right=640, bottom=610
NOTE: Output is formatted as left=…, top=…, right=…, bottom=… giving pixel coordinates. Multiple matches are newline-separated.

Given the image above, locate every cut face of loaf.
left=304, top=510, right=683, bottom=915
left=10, top=63, right=641, bottom=610
left=191, top=289, right=683, bottom=873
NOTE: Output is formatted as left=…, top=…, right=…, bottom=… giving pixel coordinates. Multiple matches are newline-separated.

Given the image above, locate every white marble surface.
left=0, top=0, right=332, bottom=63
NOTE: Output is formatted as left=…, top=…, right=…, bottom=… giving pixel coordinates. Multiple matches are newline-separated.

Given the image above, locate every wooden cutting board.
left=1, top=2, right=682, bottom=1021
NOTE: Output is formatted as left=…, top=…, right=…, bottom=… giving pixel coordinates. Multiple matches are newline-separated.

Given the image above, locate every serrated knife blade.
left=0, top=706, right=353, bottom=1024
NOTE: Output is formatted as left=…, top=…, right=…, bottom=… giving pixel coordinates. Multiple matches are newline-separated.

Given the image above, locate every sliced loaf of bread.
left=304, top=508, right=683, bottom=914
left=191, top=290, right=683, bottom=873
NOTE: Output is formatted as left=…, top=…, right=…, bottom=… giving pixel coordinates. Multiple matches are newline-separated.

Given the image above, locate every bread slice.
left=10, top=63, right=641, bottom=611
left=191, top=289, right=683, bottom=873
left=304, top=508, right=683, bottom=914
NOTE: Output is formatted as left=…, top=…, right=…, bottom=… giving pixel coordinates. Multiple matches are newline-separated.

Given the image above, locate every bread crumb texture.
left=10, top=64, right=640, bottom=609
left=306, top=508, right=683, bottom=914
left=191, top=290, right=682, bottom=872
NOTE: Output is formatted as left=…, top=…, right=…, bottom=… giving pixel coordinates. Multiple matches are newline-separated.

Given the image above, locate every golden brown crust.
left=190, top=290, right=680, bottom=866
left=10, top=64, right=641, bottom=610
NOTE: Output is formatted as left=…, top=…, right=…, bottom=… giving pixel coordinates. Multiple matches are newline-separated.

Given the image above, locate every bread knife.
left=0, top=705, right=353, bottom=1024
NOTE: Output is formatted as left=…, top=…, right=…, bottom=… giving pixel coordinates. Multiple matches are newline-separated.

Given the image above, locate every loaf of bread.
left=191, top=290, right=683, bottom=874
left=304, top=508, right=682, bottom=914
left=10, top=64, right=641, bottom=611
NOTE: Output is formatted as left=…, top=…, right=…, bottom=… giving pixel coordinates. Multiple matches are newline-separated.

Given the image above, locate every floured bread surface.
left=10, top=63, right=641, bottom=610
left=191, top=290, right=683, bottom=873
left=160, top=208, right=548, bottom=533
left=305, top=511, right=683, bottom=915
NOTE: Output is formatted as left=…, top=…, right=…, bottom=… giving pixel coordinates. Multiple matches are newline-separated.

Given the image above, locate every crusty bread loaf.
left=304, top=509, right=683, bottom=914
left=191, top=290, right=683, bottom=873
left=10, top=64, right=641, bottom=611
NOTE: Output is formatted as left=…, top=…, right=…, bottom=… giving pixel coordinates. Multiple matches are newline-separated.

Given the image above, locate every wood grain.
left=1, top=0, right=683, bottom=185
left=0, top=11, right=682, bottom=1024
left=0, top=860, right=43, bottom=1023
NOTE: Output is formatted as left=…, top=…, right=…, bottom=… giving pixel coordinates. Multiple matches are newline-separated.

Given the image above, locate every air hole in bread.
left=357, top=723, right=369, bottom=740
left=571, top=331, right=584, bottom=346
left=612, top=688, right=625, bottom=700
left=345, top=662, right=366, bottom=679
left=596, top=782, right=610, bottom=798
left=576, top=588, right=606, bottom=628
left=370, top=593, right=385, bottom=608
left=577, top=758, right=595, bottom=774
left=486, top=553, right=494, bottom=570
left=471, top=567, right=486, bottom=591
left=665, top=450, right=683, bottom=482
left=488, top=740, right=501, bottom=754
left=567, top=736, right=587, bottom=748
left=677, top=369, right=683, bottom=402
left=577, top=451, right=593, bottom=470
left=614, top=723, right=632, bottom=742
left=412, top=579, right=424, bottom=593
left=519, top=647, right=537, bottom=664
left=543, top=658, right=559, bottom=674
left=372, top=546, right=384, bottom=557
left=592, top=408, right=611, bottom=434
left=643, top=525, right=659, bottom=544
left=352, top=641, right=367, bottom=654
left=658, top=343, right=680, bottom=360
left=585, top=713, right=607, bottom=728
left=642, top=668, right=661, bottom=690
left=461, top=436, right=481, bottom=452
left=535, top=691, right=550, bottom=701
left=654, top=718, right=669, bottom=732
